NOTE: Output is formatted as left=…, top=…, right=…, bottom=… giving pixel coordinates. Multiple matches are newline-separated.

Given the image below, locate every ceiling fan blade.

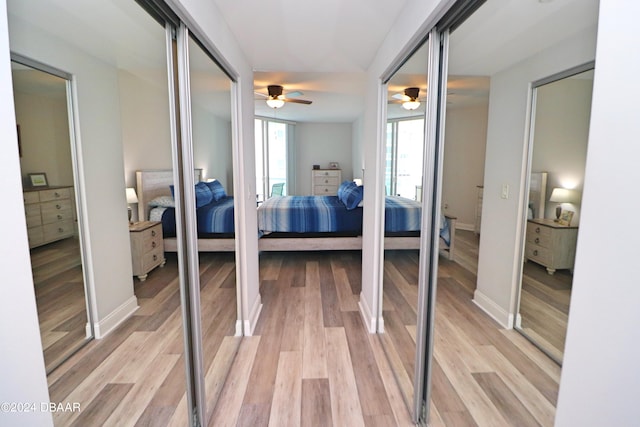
left=392, top=93, right=410, bottom=101
left=284, top=90, right=303, bottom=98
left=284, top=98, right=312, bottom=105
left=254, top=91, right=268, bottom=98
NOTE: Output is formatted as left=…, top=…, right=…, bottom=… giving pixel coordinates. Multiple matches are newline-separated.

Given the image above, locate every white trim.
left=235, top=320, right=243, bottom=337
left=515, top=312, right=522, bottom=329
left=472, top=289, right=514, bottom=329
left=85, top=322, right=92, bottom=339
left=454, top=222, right=475, bottom=232
left=244, top=294, right=263, bottom=336
left=358, top=292, right=377, bottom=333
left=93, top=296, right=139, bottom=339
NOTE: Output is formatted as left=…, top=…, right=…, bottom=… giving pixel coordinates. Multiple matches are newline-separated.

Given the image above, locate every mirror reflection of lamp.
left=549, top=187, right=574, bottom=222
left=126, top=187, right=138, bottom=223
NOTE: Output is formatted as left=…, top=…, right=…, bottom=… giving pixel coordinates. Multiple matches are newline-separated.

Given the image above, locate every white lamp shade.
left=549, top=187, right=576, bottom=203
left=126, top=187, right=139, bottom=204
left=266, top=98, right=285, bottom=109
left=402, top=100, right=421, bottom=110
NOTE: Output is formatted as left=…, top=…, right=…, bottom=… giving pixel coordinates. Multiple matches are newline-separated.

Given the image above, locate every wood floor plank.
left=301, top=379, right=333, bottom=427
left=203, top=336, right=241, bottom=425
left=303, top=261, right=328, bottom=379
left=209, top=336, right=261, bottom=427
left=70, top=383, right=134, bottom=427
left=476, top=345, right=556, bottom=427
left=342, top=311, right=394, bottom=419
left=319, top=257, right=343, bottom=327
left=103, top=353, right=180, bottom=427
left=499, top=329, right=561, bottom=383
left=377, top=330, right=414, bottom=409
left=269, top=351, right=303, bottom=427
left=472, top=372, right=541, bottom=427
left=325, top=327, right=365, bottom=427
left=280, top=287, right=305, bottom=351
left=332, top=266, right=359, bottom=312
left=368, top=334, right=414, bottom=426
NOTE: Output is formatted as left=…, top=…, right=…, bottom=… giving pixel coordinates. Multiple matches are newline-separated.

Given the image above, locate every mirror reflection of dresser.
left=525, top=218, right=578, bottom=275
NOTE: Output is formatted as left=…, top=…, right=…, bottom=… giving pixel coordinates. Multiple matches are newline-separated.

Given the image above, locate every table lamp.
left=126, top=187, right=138, bottom=223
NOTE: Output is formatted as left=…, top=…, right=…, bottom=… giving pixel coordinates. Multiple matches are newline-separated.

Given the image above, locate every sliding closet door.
left=174, top=24, right=241, bottom=425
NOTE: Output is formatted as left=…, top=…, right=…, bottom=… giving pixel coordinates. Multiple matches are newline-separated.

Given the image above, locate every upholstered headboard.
left=136, top=169, right=203, bottom=221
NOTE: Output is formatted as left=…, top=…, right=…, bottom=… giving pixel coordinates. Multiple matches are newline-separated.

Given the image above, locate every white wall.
left=442, top=102, right=488, bottom=228
left=555, top=2, right=640, bottom=425
left=192, top=105, right=233, bottom=193
left=531, top=77, right=592, bottom=226
left=14, top=88, right=74, bottom=187
left=474, top=26, right=597, bottom=326
left=352, top=115, right=364, bottom=181
left=0, top=3, right=52, bottom=425
left=8, top=16, right=136, bottom=326
left=295, top=122, right=353, bottom=194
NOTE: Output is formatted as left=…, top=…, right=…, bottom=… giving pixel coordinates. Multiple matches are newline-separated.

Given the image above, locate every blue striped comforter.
left=257, top=195, right=422, bottom=234
left=160, top=196, right=235, bottom=237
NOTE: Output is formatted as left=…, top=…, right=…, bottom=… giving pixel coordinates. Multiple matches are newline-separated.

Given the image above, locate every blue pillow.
left=204, top=180, right=227, bottom=201
left=337, top=180, right=354, bottom=201
left=194, top=182, right=213, bottom=207
left=340, top=183, right=363, bottom=210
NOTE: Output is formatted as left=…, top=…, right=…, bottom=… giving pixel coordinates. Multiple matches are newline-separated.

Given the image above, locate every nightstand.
left=129, top=221, right=165, bottom=281
left=525, top=218, right=578, bottom=275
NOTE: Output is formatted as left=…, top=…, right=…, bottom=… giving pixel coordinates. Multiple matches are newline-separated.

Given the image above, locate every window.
left=255, top=118, right=291, bottom=200
left=385, top=117, right=425, bottom=198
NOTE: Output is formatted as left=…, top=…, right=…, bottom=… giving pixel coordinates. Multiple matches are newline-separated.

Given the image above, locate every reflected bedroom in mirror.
left=516, top=65, right=594, bottom=364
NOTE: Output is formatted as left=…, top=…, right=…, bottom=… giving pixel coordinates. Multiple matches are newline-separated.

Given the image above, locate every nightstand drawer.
left=526, top=245, right=551, bottom=265
left=142, top=248, right=164, bottom=272
left=140, top=227, right=163, bottom=252
left=527, top=221, right=551, bottom=239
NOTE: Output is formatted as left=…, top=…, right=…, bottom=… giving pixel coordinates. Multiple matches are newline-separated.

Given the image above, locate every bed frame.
left=135, top=169, right=455, bottom=258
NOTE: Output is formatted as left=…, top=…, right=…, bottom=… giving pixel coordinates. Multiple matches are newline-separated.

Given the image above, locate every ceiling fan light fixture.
left=402, top=100, right=420, bottom=110
left=266, top=97, right=285, bottom=109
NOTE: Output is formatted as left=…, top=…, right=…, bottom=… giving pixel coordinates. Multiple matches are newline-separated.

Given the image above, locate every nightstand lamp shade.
left=549, top=187, right=575, bottom=221
left=126, top=187, right=139, bottom=223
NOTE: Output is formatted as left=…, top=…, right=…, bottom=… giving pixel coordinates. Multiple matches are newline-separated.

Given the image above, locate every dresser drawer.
left=526, top=230, right=551, bottom=248
left=313, top=185, right=338, bottom=195
left=313, top=170, right=341, bottom=178
left=43, top=221, right=74, bottom=242
left=27, top=226, right=44, bottom=247
left=25, top=204, right=41, bottom=228
left=527, top=221, right=551, bottom=239
left=41, top=204, right=73, bottom=225
left=39, top=187, right=71, bottom=202
left=23, top=191, right=40, bottom=204
left=313, top=176, right=340, bottom=186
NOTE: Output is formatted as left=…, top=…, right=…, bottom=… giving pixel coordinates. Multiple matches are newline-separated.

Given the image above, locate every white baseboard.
left=85, top=322, right=92, bottom=339
left=473, top=290, right=514, bottom=329
left=358, top=293, right=377, bottom=333
left=93, top=296, right=139, bottom=339
left=455, top=222, right=475, bottom=232
left=515, top=313, right=522, bottom=329
left=235, top=320, right=243, bottom=337
left=243, top=294, right=263, bottom=336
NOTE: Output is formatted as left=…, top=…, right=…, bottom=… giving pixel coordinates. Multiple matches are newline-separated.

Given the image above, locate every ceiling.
left=7, top=0, right=599, bottom=123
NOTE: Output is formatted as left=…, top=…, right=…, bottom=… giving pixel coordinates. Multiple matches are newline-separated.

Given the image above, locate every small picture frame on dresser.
left=28, top=172, right=48, bottom=188
left=329, top=162, right=339, bottom=169
left=558, top=210, right=574, bottom=226
left=313, top=164, right=320, bottom=170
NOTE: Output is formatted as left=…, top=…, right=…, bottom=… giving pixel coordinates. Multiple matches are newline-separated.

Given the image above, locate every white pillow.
left=148, top=195, right=175, bottom=208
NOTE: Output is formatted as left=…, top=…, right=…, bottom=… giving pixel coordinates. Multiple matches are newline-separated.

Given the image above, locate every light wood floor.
left=31, top=237, right=89, bottom=373
left=47, top=231, right=560, bottom=426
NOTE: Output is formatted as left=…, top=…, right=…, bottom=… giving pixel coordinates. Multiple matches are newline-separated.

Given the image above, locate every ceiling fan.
left=255, top=85, right=312, bottom=109
left=390, top=87, right=424, bottom=110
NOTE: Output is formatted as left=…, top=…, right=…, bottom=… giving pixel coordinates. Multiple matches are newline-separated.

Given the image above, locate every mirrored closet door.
left=185, top=31, right=240, bottom=425
left=11, top=58, right=92, bottom=374
left=378, top=31, right=444, bottom=422
left=516, top=64, right=594, bottom=364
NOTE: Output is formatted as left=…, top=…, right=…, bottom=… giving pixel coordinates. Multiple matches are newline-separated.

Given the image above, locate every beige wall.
left=442, top=102, right=489, bottom=229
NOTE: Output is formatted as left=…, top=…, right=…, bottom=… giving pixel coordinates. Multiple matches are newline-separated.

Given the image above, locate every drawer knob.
left=324, top=172, right=328, bottom=175
left=58, top=227, right=64, bottom=233
left=152, top=241, right=156, bottom=248
left=56, top=204, right=61, bottom=209
left=151, top=230, right=156, bottom=237
left=324, top=188, right=328, bottom=192
left=535, top=227, right=540, bottom=233
left=535, top=237, right=540, bottom=244
left=325, top=179, right=328, bottom=183
left=533, top=250, right=538, bottom=256
left=57, top=214, right=63, bottom=220
left=153, top=254, right=158, bottom=261
left=54, top=192, right=60, bottom=198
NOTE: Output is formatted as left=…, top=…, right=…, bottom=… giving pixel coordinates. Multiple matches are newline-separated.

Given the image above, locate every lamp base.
left=554, top=205, right=562, bottom=222
left=128, top=207, right=132, bottom=224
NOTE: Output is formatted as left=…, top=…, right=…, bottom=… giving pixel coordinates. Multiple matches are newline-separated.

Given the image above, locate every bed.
left=136, top=170, right=455, bottom=258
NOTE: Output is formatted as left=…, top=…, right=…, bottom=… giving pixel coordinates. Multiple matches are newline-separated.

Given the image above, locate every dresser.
left=129, top=221, right=165, bottom=281
left=23, top=186, right=75, bottom=248
left=311, top=169, right=341, bottom=195
left=525, top=218, right=578, bottom=275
